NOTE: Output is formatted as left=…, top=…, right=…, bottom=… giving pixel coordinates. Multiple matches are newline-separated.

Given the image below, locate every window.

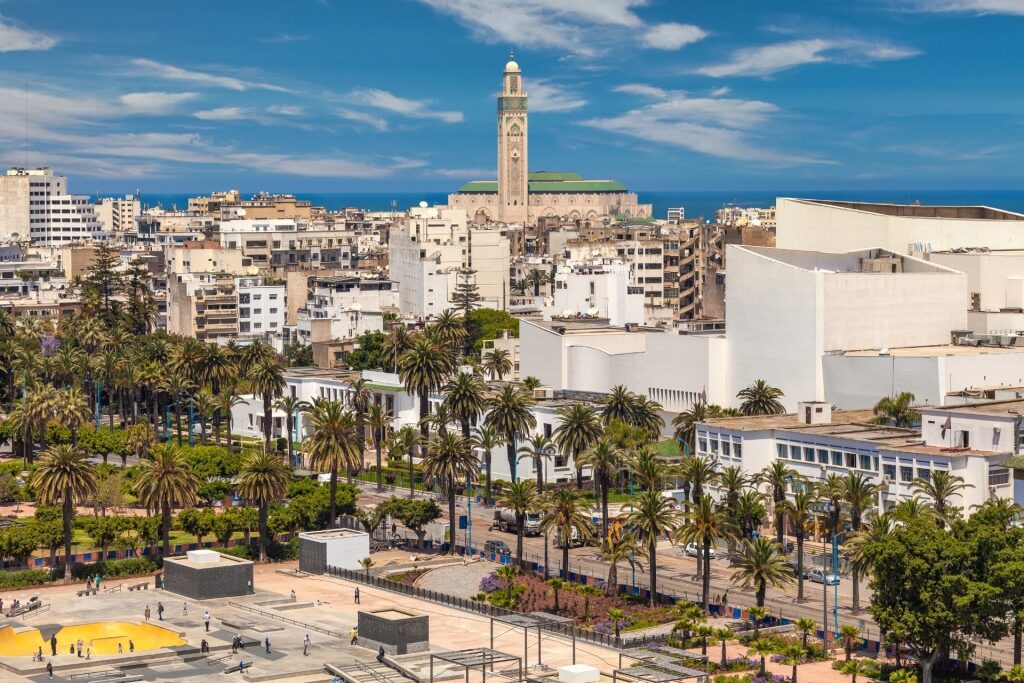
left=831, top=451, right=843, bottom=466
left=818, top=449, right=829, bottom=464
left=883, top=464, right=896, bottom=480
left=722, top=441, right=731, bottom=456
left=956, top=430, right=970, bottom=448
left=860, top=454, right=873, bottom=471
left=917, top=468, right=931, bottom=482
left=543, top=423, right=552, bottom=438
left=900, top=466, right=914, bottom=482
left=804, top=447, right=815, bottom=463
left=777, top=444, right=787, bottom=459
left=698, top=438, right=708, bottom=453
left=990, top=467, right=1010, bottom=486
left=734, top=443, right=742, bottom=458
left=845, top=453, right=856, bottom=468
left=790, top=445, right=802, bottom=459
left=710, top=438, right=719, bottom=454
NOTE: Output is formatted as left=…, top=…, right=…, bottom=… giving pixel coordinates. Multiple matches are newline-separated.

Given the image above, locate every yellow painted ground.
left=0, top=622, right=185, bottom=657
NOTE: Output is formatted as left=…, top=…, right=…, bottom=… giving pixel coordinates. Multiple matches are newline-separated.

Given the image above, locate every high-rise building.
left=95, top=195, right=140, bottom=232
left=0, top=168, right=104, bottom=245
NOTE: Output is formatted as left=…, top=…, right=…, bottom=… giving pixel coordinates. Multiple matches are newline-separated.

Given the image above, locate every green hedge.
left=0, top=568, right=51, bottom=589
left=64, top=556, right=161, bottom=580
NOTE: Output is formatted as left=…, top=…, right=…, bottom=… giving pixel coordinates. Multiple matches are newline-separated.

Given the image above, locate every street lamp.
left=820, top=500, right=840, bottom=653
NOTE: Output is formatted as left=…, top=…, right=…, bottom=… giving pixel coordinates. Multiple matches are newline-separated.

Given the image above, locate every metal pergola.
left=612, top=653, right=708, bottom=683
left=430, top=648, right=523, bottom=683
left=489, top=611, right=577, bottom=669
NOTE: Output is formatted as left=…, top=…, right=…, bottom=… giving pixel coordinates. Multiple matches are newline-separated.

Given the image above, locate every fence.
left=226, top=601, right=344, bottom=639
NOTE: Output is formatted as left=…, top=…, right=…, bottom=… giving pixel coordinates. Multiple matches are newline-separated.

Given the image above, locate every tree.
left=758, top=460, right=800, bottom=547
left=345, top=331, right=389, bottom=371
left=399, top=335, right=451, bottom=463
left=712, top=627, right=734, bottom=668
left=482, top=349, right=513, bottom=381
left=178, top=508, right=216, bottom=546
left=393, top=425, right=420, bottom=498
left=499, top=479, right=539, bottom=567
left=274, top=396, right=309, bottom=468
left=780, top=490, right=817, bottom=601
left=483, top=384, right=536, bottom=484
left=780, top=643, right=805, bottom=683
left=576, top=439, right=620, bottom=540
left=794, top=617, right=818, bottom=650
left=839, top=624, right=861, bottom=661
left=748, top=638, right=775, bottom=676
left=911, top=470, right=971, bottom=528
left=525, top=268, right=549, bottom=297
left=464, top=309, right=519, bottom=354
left=422, top=432, right=477, bottom=555
left=54, top=387, right=90, bottom=447
left=134, top=444, right=199, bottom=557
left=839, top=659, right=872, bottom=683
left=607, top=608, right=625, bottom=638
left=730, top=537, right=795, bottom=607
left=842, top=472, right=884, bottom=612
left=347, top=378, right=373, bottom=476
left=248, top=356, right=286, bottom=451
left=672, top=402, right=724, bottom=455
left=81, top=242, right=123, bottom=325
left=552, top=403, right=602, bottom=490
left=873, top=392, right=919, bottom=427
left=236, top=449, right=292, bottom=562
left=378, top=497, right=442, bottom=549
left=304, top=399, right=360, bottom=527
left=737, top=379, right=785, bottom=416
left=748, top=605, right=769, bottom=638
left=680, top=455, right=718, bottom=532
left=450, top=269, right=481, bottom=353
left=367, top=403, right=392, bottom=492
left=625, top=489, right=680, bottom=606
left=191, top=389, right=217, bottom=446
left=517, top=434, right=555, bottom=494
left=600, top=535, right=642, bottom=596
left=675, top=495, right=735, bottom=612
left=540, top=487, right=594, bottom=579
left=359, top=556, right=375, bottom=578
left=0, top=523, right=39, bottom=567
left=31, top=444, right=98, bottom=580
left=442, top=371, right=487, bottom=438
left=212, top=513, right=236, bottom=547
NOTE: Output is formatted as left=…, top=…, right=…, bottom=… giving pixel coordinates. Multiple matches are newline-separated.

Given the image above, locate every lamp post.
left=821, top=501, right=834, bottom=656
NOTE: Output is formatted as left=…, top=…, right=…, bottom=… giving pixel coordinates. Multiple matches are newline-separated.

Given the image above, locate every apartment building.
left=166, top=273, right=239, bottom=341
left=295, top=276, right=399, bottom=346
left=165, top=240, right=251, bottom=275
left=218, top=219, right=358, bottom=272
left=95, top=195, right=140, bottom=232
left=545, top=261, right=644, bottom=326
left=133, top=209, right=213, bottom=248
left=0, top=168, right=105, bottom=245
left=237, top=277, right=286, bottom=339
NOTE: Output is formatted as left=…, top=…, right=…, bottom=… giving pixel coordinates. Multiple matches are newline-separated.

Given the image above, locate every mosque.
left=447, top=55, right=652, bottom=226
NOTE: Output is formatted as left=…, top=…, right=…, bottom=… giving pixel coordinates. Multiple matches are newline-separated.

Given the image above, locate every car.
left=684, top=543, right=716, bottom=558
left=483, top=539, right=511, bottom=555
left=807, top=569, right=840, bottom=585
left=784, top=560, right=809, bottom=578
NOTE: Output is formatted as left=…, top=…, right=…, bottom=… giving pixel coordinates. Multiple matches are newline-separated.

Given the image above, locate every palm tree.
left=236, top=449, right=292, bottom=561
left=736, top=489, right=767, bottom=540
left=625, top=489, right=681, bottom=606
left=215, top=391, right=246, bottom=448
left=680, top=455, right=718, bottom=525
left=607, top=607, right=625, bottom=639
left=730, top=537, right=795, bottom=607
left=191, top=389, right=218, bottom=446
left=133, top=444, right=198, bottom=557
left=499, top=479, right=539, bottom=567
left=540, top=487, right=593, bottom=579
left=844, top=510, right=894, bottom=590
left=737, top=379, right=785, bottom=416
left=631, top=397, right=665, bottom=441
left=719, top=466, right=749, bottom=517
left=422, top=432, right=477, bottom=555
left=347, top=377, right=373, bottom=467
left=891, top=497, right=938, bottom=524
left=53, top=386, right=90, bottom=447
left=161, top=373, right=193, bottom=446
left=602, top=385, right=636, bottom=426
left=780, top=643, right=805, bottom=683
left=780, top=489, right=817, bottom=601
left=429, top=309, right=467, bottom=349
left=248, top=355, right=286, bottom=451
left=748, top=605, right=769, bottom=638
left=873, top=391, right=919, bottom=427
left=758, top=460, right=801, bottom=547
left=794, top=617, right=818, bottom=650
left=841, top=472, right=884, bottom=612
left=600, top=535, right=642, bottom=596
left=367, top=403, right=392, bottom=492
left=712, top=627, right=734, bottom=668
left=625, top=445, right=672, bottom=492
left=889, top=669, right=918, bottom=683
left=553, top=403, right=602, bottom=489
left=675, top=495, right=736, bottom=612
left=274, top=395, right=309, bottom=467
left=399, top=334, right=451, bottom=463
left=304, top=399, right=360, bottom=526
left=910, top=470, right=971, bottom=527
left=442, top=371, right=486, bottom=438
left=748, top=637, right=775, bottom=676
left=525, top=268, right=549, bottom=297
left=839, top=624, right=861, bottom=661
left=393, top=425, right=420, bottom=497
left=482, top=349, right=513, bottom=381
left=576, top=439, right=621, bottom=540
left=31, top=444, right=98, bottom=580
left=672, top=401, right=722, bottom=454
left=839, top=658, right=872, bottom=683
left=517, top=434, right=555, bottom=494
left=359, top=556, right=375, bottom=578
left=483, top=384, right=536, bottom=484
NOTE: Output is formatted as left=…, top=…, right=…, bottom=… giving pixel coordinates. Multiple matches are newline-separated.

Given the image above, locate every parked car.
left=785, top=560, right=809, bottom=578
left=483, top=539, right=511, bottom=556
left=684, top=543, right=716, bottom=558
left=807, top=568, right=840, bottom=585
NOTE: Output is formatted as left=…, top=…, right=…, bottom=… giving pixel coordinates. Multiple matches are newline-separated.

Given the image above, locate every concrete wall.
left=163, top=557, right=254, bottom=600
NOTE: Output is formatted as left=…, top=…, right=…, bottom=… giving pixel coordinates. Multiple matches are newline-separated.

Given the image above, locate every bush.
left=68, top=556, right=160, bottom=580
left=221, top=545, right=256, bottom=560
left=0, top=568, right=51, bottom=589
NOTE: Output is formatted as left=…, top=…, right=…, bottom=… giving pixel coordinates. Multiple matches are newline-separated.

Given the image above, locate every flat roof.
left=300, top=528, right=368, bottom=540
left=925, top=397, right=1024, bottom=418
left=785, top=198, right=1024, bottom=221
left=164, top=552, right=252, bottom=568
left=842, top=344, right=1024, bottom=357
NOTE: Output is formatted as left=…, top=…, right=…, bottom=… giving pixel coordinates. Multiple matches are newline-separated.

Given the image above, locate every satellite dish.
left=562, top=309, right=573, bottom=317
left=587, top=307, right=600, bottom=316
left=350, top=302, right=363, bottom=311
left=245, top=266, right=260, bottom=276
left=419, top=201, right=428, bottom=208
left=236, top=208, right=246, bottom=217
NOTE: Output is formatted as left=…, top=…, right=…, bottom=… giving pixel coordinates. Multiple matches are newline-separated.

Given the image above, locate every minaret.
left=497, top=52, right=528, bottom=224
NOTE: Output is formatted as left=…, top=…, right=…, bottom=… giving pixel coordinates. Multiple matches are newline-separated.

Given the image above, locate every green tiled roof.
left=457, top=181, right=499, bottom=193
left=455, top=177, right=629, bottom=193
left=529, top=171, right=583, bottom=181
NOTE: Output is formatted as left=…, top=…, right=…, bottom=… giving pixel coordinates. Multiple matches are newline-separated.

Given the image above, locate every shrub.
left=68, top=556, right=160, bottom=580
left=479, top=572, right=501, bottom=593
left=0, top=568, right=51, bottom=589
left=221, top=545, right=256, bottom=560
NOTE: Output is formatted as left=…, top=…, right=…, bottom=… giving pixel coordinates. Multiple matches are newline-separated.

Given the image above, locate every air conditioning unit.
left=533, top=388, right=554, bottom=400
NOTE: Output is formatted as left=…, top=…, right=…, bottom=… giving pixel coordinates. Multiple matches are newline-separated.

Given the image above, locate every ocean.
left=102, top=189, right=1024, bottom=222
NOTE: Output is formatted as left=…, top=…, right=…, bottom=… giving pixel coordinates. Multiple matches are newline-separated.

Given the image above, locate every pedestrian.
left=349, top=627, right=358, bottom=646
left=231, top=637, right=238, bottom=655
left=239, top=659, right=244, bottom=674
left=182, top=602, right=188, bottom=616
left=36, top=646, right=43, bottom=661
left=129, top=640, right=134, bottom=653
left=50, top=634, right=57, bottom=657
left=145, top=605, right=151, bottom=622
left=69, top=643, right=74, bottom=655
left=354, top=587, right=360, bottom=604
left=95, top=574, right=101, bottom=591
left=201, top=639, right=209, bottom=654
left=264, top=636, right=271, bottom=654
left=204, top=610, right=211, bottom=632
left=377, top=646, right=385, bottom=663
left=303, top=634, right=310, bottom=656
left=46, top=661, right=53, bottom=679
left=239, top=634, right=246, bottom=650
left=290, top=589, right=296, bottom=601
left=85, top=646, right=91, bottom=660
left=76, top=640, right=82, bottom=657
left=117, top=643, right=123, bottom=654
left=157, top=602, right=164, bottom=620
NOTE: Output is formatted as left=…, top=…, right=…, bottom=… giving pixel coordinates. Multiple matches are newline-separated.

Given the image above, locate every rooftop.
left=786, top=198, right=1024, bottom=221
left=456, top=171, right=629, bottom=194
left=841, top=344, right=1024, bottom=357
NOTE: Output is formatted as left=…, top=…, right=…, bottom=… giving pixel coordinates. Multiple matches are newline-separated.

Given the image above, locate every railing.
left=353, top=660, right=397, bottom=683
left=21, top=603, right=49, bottom=621
left=226, top=601, right=344, bottom=639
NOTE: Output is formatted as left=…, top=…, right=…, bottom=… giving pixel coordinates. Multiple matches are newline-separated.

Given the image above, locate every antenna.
left=23, top=82, right=28, bottom=168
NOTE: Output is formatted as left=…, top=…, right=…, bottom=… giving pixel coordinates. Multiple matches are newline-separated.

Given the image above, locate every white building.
left=544, top=261, right=645, bottom=327
left=295, top=277, right=399, bottom=345
left=237, top=277, right=286, bottom=339
left=0, top=168, right=105, bottom=245
left=95, top=195, right=140, bottom=232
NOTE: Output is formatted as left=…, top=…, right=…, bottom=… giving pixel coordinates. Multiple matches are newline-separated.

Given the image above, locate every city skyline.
left=1, top=0, right=1022, bottom=192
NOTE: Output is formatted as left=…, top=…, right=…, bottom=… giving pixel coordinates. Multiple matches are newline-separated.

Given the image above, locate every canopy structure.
left=429, top=648, right=522, bottom=683
left=613, top=648, right=709, bottom=683
left=489, top=611, right=577, bottom=669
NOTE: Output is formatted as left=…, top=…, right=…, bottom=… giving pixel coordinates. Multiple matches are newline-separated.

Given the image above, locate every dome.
left=504, top=59, right=520, bottom=72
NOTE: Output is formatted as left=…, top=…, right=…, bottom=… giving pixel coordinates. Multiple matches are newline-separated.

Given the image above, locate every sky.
left=0, top=0, right=1022, bottom=193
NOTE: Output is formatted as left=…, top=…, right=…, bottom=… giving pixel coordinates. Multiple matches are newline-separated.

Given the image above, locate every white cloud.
left=335, top=108, right=389, bottom=132
left=259, top=33, right=311, bottom=43
left=0, top=16, right=57, bottom=52
left=694, top=38, right=920, bottom=77
left=528, top=79, right=587, bottom=112
left=267, top=105, right=304, bottom=116
left=119, top=92, right=197, bottom=115
left=898, top=0, right=1024, bottom=14
left=416, top=0, right=705, bottom=57
left=582, top=88, right=830, bottom=165
left=709, top=86, right=731, bottom=97
left=613, top=83, right=669, bottom=99
left=642, top=22, right=707, bottom=50
left=130, top=58, right=292, bottom=93
left=432, top=167, right=495, bottom=178
left=194, top=107, right=251, bottom=121
left=350, top=88, right=463, bottom=123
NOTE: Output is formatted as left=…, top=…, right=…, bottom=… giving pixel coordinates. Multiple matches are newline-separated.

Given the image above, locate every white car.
left=684, top=543, right=716, bottom=558
left=807, top=569, right=840, bottom=586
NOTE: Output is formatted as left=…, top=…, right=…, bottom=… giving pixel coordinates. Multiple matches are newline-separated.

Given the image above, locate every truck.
left=493, top=508, right=542, bottom=536
left=553, top=525, right=583, bottom=548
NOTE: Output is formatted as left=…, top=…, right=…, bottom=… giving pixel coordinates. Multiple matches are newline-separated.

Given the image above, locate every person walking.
left=157, top=602, right=164, bottom=620
left=231, top=636, right=238, bottom=654
left=117, top=643, right=123, bottom=654
left=76, top=640, right=82, bottom=657
left=290, top=590, right=296, bottom=601
left=264, top=637, right=271, bottom=654
left=200, top=639, right=209, bottom=654
left=303, top=634, right=311, bottom=656
left=144, top=605, right=151, bottom=622
left=182, top=602, right=188, bottom=616
left=203, top=610, right=211, bottom=632
left=50, top=634, right=57, bottom=656
left=46, top=661, right=53, bottom=679
left=349, top=627, right=358, bottom=646
left=354, top=587, right=360, bottom=604
left=377, top=646, right=385, bottom=663
left=129, top=640, right=135, bottom=653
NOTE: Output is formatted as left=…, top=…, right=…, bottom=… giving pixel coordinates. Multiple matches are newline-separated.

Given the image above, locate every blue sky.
left=1, top=0, right=1022, bottom=193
